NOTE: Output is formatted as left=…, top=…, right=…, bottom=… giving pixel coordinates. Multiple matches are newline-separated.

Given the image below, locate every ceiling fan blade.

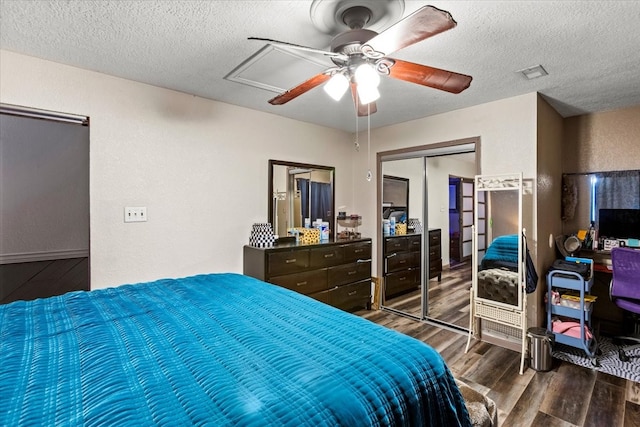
left=350, top=83, right=377, bottom=116
left=268, top=73, right=331, bottom=105
left=387, top=58, right=472, bottom=94
left=362, top=6, right=456, bottom=57
left=248, top=37, right=348, bottom=60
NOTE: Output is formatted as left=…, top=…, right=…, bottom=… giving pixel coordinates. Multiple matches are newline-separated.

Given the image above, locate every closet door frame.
left=377, top=137, right=481, bottom=328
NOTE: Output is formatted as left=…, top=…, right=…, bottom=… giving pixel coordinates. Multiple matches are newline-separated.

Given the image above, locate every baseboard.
left=0, top=249, right=89, bottom=265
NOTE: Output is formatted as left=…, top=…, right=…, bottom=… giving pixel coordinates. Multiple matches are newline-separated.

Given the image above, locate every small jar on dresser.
left=243, top=238, right=372, bottom=311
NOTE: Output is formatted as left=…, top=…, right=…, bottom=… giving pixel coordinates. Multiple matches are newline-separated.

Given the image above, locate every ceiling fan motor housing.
left=330, top=29, right=377, bottom=55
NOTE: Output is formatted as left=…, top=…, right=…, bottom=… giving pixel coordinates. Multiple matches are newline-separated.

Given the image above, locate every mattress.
left=1, top=273, right=470, bottom=426
left=477, top=268, right=519, bottom=306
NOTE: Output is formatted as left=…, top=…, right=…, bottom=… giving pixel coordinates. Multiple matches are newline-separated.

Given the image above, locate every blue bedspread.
left=1, top=273, right=470, bottom=426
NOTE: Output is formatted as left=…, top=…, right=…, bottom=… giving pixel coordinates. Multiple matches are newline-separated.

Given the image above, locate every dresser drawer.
left=309, top=246, right=344, bottom=268
left=328, top=260, right=371, bottom=287
left=267, top=249, right=309, bottom=276
left=342, top=241, right=372, bottom=262
left=429, top=260, right=442, bottom=278
left=408, top=235, right=422, bottom=251
left=385, top=269, right=420, bottom=296
left=428, top=230, right=441, bottom=246
left=328, top=279, right=371, bottom=311
left=307, top=289, right=330, bottom=305
left=270, top=269, right=328, bottom=295
left=429, top=244, right=441, bottom=261
left=384, top=236, right=408, bottom=255
left=386, top=251, right=418, bottom=273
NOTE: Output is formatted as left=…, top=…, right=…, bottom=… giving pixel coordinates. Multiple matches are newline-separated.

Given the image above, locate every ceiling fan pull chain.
left=354, top=109, right=360, bottom=151
left=366, top=104, right=372, bottom=182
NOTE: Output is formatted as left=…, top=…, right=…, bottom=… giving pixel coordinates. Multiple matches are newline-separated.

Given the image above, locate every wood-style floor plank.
left=624, top=401, right=640, bottom=427
left=502, top=369, right=557, bottom=426
left=583, top=381, right=626, bottom=427
left=539, top=362, right=596, bottom=425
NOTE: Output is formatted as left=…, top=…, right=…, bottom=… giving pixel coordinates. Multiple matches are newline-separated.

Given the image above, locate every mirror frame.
left=268, top=159, right=336, bottom=240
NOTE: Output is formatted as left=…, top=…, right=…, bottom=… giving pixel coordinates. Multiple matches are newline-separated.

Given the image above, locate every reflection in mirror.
left=562, top=170, right=640, bottom=248
left=476, top=187, right=522, bottom=309
left=268, top=160, right=335, bottom=239
left=383, top=175, right=409, bottom=222
left=381, top=158, right=423, bottom=318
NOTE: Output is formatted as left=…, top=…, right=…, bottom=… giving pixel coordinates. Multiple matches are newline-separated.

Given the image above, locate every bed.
left=0, top=273, right=470, bottom=426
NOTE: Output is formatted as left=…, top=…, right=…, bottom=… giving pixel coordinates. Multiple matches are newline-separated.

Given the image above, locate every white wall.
left=0, top=50, right=353, bottom=289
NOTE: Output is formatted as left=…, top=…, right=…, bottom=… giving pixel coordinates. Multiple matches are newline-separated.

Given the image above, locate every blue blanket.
left=1, top=273, right=470, bottom=426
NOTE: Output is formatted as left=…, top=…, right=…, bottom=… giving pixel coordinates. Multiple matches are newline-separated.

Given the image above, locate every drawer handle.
left=347, top=271, right=356, bottom=275
left=399, top=260, right=406, bottom=264
left=296, top=281, right=307, bottom=286
left=324, top=253, right=334, bottom=258
left=285, top=258, right=297, bottom=264
left=386, top=253, right=397, bottom=259
left=399, top=277, right=407, bottom=281
left=356, top=259, right=372, bottom=263
left=348, top=290, right=357, bottom=296
left=354, top=249, right=364, bottom=253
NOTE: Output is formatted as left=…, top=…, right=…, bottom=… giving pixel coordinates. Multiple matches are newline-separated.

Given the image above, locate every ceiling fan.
left=249, top=4, right=472, bottom=117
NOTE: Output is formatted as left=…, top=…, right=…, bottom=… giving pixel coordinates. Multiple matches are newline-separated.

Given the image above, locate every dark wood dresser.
left=428, top=228, right=443, bottom=281
left=243, top=238, right=372, bottom=311
left=383, top=229, right=442, bottom=298
left=383, top=233, right=422, bottom=297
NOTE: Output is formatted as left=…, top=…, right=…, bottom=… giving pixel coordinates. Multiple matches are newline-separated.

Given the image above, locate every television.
left=598, top=208, right=640, bottom=239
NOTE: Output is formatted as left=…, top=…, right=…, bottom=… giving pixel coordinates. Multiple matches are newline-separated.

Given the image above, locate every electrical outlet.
left=124, top=207, right=147, bottom=223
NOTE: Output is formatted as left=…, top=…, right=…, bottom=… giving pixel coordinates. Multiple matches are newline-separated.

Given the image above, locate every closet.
left=378, top=139, right=477, bottom=329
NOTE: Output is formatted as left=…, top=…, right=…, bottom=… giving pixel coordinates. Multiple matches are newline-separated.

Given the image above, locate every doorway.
left=378, top=138, right=479, bottom=330
left=0, top=104, right=90, bottom=304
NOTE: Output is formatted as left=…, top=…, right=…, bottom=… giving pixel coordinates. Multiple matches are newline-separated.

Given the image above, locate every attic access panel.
left=224, top=45, right=330, bottom=93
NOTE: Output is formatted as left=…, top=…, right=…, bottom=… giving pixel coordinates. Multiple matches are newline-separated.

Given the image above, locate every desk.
left=578, top=250, right=625, bottom=336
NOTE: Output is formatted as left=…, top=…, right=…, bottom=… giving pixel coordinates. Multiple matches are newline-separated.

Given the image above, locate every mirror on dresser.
left=268, top=160, right=335, bottom=240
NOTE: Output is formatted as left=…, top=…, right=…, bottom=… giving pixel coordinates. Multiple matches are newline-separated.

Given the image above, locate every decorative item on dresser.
left=243, top=238, right=372, bottom=311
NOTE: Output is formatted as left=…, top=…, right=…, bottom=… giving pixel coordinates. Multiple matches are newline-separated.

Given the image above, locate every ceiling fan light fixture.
left=357, top=84, right=380, bottom=105
left=354, top=63, right=380, bottom=88
left=323, top=72, right=350, bottom=101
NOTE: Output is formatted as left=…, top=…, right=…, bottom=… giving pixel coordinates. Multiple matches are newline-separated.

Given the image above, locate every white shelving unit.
left=465, top=173, right=528, bottom=375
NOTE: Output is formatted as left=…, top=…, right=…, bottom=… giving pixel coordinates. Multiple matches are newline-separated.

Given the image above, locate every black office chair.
left=610, top=247, right=640, bottom=361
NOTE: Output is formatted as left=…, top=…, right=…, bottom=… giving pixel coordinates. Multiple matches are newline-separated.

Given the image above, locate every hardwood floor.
left=356, top=263, right=640, bottom=426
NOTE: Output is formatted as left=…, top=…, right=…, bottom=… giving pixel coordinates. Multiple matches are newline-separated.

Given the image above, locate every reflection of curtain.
left=297, top=178, right=309, bottom=221
left=596, top=170, right=640, bottom=215
left=561, top=175, right=578, bottom=221
left=297, top=178, right=332, bottom=222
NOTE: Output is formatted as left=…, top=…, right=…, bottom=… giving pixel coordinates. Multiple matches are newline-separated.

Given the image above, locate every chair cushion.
left=614, top=297, right=640, bottom=314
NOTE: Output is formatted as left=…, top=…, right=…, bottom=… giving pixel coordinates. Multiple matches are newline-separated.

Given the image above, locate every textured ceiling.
left=1, top=1, right=639, bottom=132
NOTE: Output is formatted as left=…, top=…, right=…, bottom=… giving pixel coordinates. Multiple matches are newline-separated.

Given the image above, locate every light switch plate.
left=124, top=207, right=147, bottom=222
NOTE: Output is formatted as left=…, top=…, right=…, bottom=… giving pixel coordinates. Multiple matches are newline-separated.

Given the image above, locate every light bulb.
left=323, top=73, right=349, bottom=101
left=357, top=84, right=380, bottom=105
left=354, top=64, right=380, bottom=88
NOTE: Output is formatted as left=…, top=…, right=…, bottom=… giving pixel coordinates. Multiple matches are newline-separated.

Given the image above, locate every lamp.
left=323, top=72, right=349, bottom=101
left=354, top=63, right=381, bottom=105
